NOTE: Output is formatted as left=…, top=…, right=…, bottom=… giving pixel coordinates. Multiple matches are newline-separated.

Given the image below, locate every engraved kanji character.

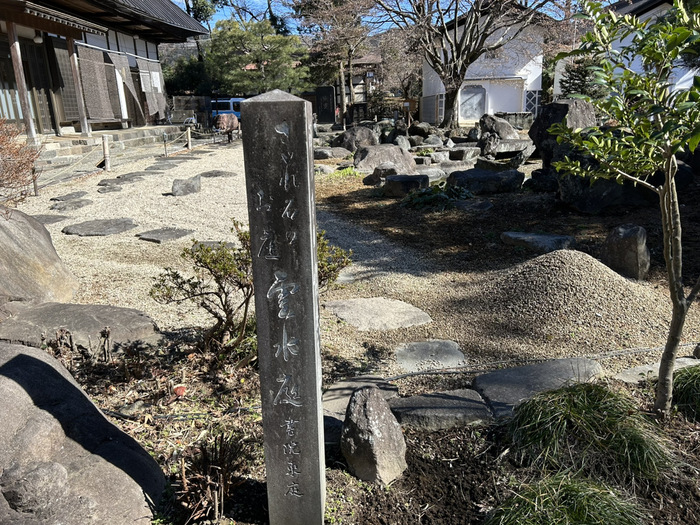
left=274, top=374, right=302, bottom=407
left=274, top=323, right=299, bottom=362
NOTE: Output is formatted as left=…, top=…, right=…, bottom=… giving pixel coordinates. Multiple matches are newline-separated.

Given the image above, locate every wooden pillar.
left=7, top=22, right=37, bottom=144
left=67, top=37, right=91, bottom=137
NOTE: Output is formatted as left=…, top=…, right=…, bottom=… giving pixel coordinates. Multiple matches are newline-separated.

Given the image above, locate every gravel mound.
left=482, top=249, right=672, bottom=350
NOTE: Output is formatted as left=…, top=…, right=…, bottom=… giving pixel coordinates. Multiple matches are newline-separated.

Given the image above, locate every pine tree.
left=559, top=56, right=608, bottom=100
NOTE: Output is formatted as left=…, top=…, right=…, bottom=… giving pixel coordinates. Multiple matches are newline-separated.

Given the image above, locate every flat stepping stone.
left=97, top=185, right=122, bottom=193
left=614, top=356, right=700, bottom=384
left=0, top=302, right=160, bottom=350
left=146, top=164, right=176, bottom=171
left=323, top=297, right=432, bottom=331
left=31, top=214, right=69, bottom=225
left=199, top=170, right=237, bottom=178
left=323, top=376, right=398, bottom=445
left=389, top=389, right=493, bottom=430
left=62, top=218, right=137, bottom=237
left=323, top=375, right=399, bottom=417
left=49, top=199, right=92, bottom=212
left=473, top=358, right=604, bottom=419
left=501, top=232, right=576, bottom=253
left=117, top=172, right=150, bottom=180
left=50, top=191, right=87, bottom=201
left=395, top=339, right=465, bottom=372
left=97, top=176, right=143, bottom=186
left=136, top=227, right=194, bottom=244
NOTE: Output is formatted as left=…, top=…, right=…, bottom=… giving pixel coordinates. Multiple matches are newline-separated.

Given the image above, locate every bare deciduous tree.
left=373, top=0, right=573, bottom=128
left=293, top=0, right=374, bottom=128
left=0, top=119, right=40, bottom=218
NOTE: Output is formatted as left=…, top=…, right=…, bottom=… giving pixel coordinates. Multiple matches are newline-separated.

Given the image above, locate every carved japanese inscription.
left=241, top=91, right=325, bottom=525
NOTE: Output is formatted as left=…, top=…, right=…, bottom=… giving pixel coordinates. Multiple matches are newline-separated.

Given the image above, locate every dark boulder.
left=332, top=126, right=378, bottom=152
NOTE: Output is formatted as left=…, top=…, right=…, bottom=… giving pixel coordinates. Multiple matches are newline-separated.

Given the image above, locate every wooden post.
left=241, top=90, right=325, bottom=525
left=102, top=135, right=111, bottom=172
left=7, top=22, right=37, bottom=144
left=186, top=126, right=192, bottom=150
left=163, top=132, right=168, bottom=157
left=67, top=38, right=91, bottom=137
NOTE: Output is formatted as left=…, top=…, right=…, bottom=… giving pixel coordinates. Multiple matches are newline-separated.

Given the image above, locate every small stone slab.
left=49, top=199, right=93, bottom=212
left=614, top=357, right=700, bottom=384
left=50, top=191, right=87, bottom=201
left=148, top=163, right=177, bottom=171
left=473, top=358, right=604, bottom=419
left=382, top=174, right=429, bottom=198
left=97, top=177, right=141, bottom=186
left=62, top=218, right=137, bottom=237
left=97, top=185, right=123, bottom=194
left=136, top=227, right=194, bottom=244
left=31, top=214, right=69, bottom=225
left=199, top=169, right=237, bottom=178
left=118, top=172, right=150, bottom=180
left=323, top=376, right=399, bottom=417
left=500, top=231, right=575, bottom=253
left=416, top=167, right=447, bottom=184
left=389, top=389, right=493, bottom=430
left=395, top=339, right=465, bottom=373
left=0, top=302, right=160, bottom=350
left=171, top=175, right=201, bottom=196
left=447, top=168, right=524, bottom=194
left=324, top=297, right=432, bottom=331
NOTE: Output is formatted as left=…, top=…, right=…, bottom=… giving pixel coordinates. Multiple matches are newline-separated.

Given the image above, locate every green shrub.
left=151, top=220, right=254, bottom=352
left=332, top=166, right=362, bottom=179
left=508, top=383, right=674, bottom=484
left=151, top=220, right=351, bottom=356
left=485, top=474, right=644, bottom=525
left=400, top=181, right=473, bottom=211
left=672, top=364, right=700, bottom=419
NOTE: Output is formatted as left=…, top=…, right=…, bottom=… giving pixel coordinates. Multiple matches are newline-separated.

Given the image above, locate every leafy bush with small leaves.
left=151, top=221, right=351, bottom=355
left=400, top=181, right=473, bottom=211
left=485, top=474, right=644, bottom=525
left=317, top=229, right=352, bottom=289
left=508, top=383, right=674, bottom=485
left=416, top=148, right=435, bottom=156
left=151, top=220, right=254, bottom=352
left=672, top=364, right=700, bottom=419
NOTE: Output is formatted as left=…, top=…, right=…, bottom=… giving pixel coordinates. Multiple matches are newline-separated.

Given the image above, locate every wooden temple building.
left=0, top=0, right=207, bottom=143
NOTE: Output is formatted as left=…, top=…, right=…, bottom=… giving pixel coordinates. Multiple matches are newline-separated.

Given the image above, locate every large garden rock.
left=479, top=114, right=520, bottom=140
left=314, top=147, right=352, bottom=160
left=354, top=144, right=417, bottom=174
left=528, top=100, right=596, bottom=168
left=0, top=302, right=160, bottom=351
left=601, top=224, right=650, bottom=280
left=558, top=173, right=650, bottom=214
left=0, top=209, right=78, bottom=306
left=341, top=386, right=407, bottom=485
left=447, top=168, right=524, bottom=194
left=0, top=342, right=164, bottom=524
left=332, top=126, right=378, bottom=152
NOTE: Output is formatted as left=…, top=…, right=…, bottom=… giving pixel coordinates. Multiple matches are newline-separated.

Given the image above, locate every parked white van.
left=211, top=97, right=245, bottom=120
